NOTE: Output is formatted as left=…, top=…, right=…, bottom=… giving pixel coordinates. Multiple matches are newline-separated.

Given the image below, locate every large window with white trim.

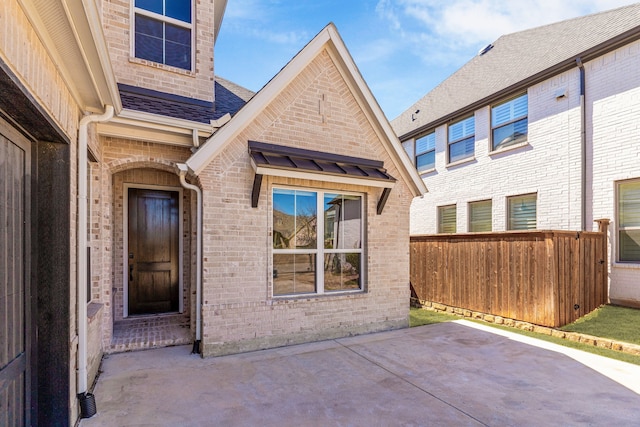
left=448, top=116, right=475, bottom=163
left=618, top=180, right=640, bottom=262
left=492, top=93, right=528, bottom=151
left=272, top=188, right=363, bottom=296
left=133, top=0, right=193, bottom=71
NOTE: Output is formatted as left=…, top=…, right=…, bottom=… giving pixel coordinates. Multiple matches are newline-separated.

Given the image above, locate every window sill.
left=129, top=57, right=195, bottom=77
left=446, top=157, right=475, bottom=168
left=489, top=141, right=529, bottom=155
left=612, top=262, right=640, bottom=270
left=418, top=167, right=436, bottom=177
left=271, top=289, right=366, bottom=302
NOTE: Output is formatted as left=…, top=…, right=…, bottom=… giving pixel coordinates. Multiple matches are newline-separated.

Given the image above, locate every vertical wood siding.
left=410, top=223, right=609, bottom=328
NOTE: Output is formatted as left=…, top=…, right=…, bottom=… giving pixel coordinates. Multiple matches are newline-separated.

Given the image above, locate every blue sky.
left=215, top=0, right=638, bottom=120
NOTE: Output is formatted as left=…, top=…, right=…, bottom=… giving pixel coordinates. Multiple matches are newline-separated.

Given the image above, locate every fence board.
left=410, top=226, right=609, bottom=328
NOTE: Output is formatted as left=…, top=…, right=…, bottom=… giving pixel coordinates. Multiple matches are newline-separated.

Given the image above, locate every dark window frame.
left=491, top=93, right=528, bottom=151
left=447, top=116, right=475, bottom=164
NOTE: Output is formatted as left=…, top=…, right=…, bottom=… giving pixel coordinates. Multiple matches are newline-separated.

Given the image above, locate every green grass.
left=409, top=306, right=640, bottom=366
left=409, top=307, right=460, bottom=327
left=560, top=305, right=640, bottom=346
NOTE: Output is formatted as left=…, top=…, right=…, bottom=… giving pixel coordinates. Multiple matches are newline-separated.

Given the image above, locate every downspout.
left=77, top=105, right=114, bottom=413
left=177, top=163, right=203, bottom=354
left=576, top=57, right=586, bottom=231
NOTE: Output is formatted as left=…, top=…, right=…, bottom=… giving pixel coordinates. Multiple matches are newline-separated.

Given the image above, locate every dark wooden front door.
left=0, top=131, right=30, bottom=426
left=128, top=188, right=179, bottom=315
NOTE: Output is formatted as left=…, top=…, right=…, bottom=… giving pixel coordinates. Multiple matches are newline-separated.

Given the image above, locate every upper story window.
left=415, top=132, right=436, bottom=172
left=448, top=116, right=474, bottom=164
left=618, top=180, right=640, bottom=262
left=134, top=0, right=193, bottom=71
left=272, top=188, right=363, bottom=296
left=469, top=200, right=492, bottom=232
left=508, top=193, right=536, bottom=230
left=438, top=204, right=457, bottom=234
left=492, top=93, right=528, bottom=151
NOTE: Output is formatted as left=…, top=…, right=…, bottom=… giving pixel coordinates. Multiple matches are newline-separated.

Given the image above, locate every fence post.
left=594, top=219, right=610, bottom=306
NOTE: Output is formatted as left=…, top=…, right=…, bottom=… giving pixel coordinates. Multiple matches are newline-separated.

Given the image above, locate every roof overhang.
left=248, top=141, right=396, bottom=214
left=18, top=0, right=120, bottom=113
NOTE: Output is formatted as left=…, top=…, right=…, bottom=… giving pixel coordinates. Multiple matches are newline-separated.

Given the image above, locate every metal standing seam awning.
left=248, top=140, right=396, bottom=214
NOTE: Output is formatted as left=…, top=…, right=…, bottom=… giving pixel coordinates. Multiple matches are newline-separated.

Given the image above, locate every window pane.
left=492, top=118, right=528, bottom=150
left=416, top=151, right=435, bottom=171
left=136, top=0, right=163, bottom=14
left=295, top=191, right=317, bottom=249
left=619, top=181, right=640, bottom=227
left=469, top=200, right=492, bottom=232
left=273, top=254, right=316, bottom=295
left=324, top=194, right=361, bottom=250
left=165, top=24, right=191, bottom=70
left=449, top=136, right=474, bottom=163
left=324, top=253, right=360, bottom=292
left=416, top=132, right=435, bottom=154
left=508, top=194, right=536, bottom=230
left=135, top=15, right=163, bottom=63
left=619, top=230, right=640, bottom=262
left=166, top=0, right=191, bottom=22
left=492, top=94, right=528, bottom=127
left=273, top=189, right=295, bottom=249
left=439, top=205, right=456, bottom=233
left=449, top=117, right=474, bottom=142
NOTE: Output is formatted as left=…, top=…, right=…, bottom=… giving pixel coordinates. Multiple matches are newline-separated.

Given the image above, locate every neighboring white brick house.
left=393, top=4, right=640, bottom=307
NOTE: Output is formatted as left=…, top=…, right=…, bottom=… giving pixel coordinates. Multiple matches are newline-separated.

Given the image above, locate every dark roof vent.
left=478, top=43, right=494, bottom=56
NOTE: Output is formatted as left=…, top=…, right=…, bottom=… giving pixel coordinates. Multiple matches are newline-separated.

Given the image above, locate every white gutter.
left=176, top=163, right=203, bottom=354
left=77, top=105, right=114, bottom=396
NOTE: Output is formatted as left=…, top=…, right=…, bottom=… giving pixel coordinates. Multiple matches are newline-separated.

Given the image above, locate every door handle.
left=129, top=264, right=134, bottom=281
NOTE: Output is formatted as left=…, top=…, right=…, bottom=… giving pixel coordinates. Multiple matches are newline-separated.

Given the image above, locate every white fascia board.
left=186, top=28, right=332, bottom=175
left=117, top=109, right=215, bottom=135
left=253, top=165, right=395, bottom=189
left=98, top=121, right=195, bottom=147
left=323, top=26, right=427, bottom=197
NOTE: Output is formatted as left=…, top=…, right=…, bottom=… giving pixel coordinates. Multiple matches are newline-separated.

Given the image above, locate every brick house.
left=392, top=4, right=640, bottom=308
left=0, top=0, right=425, bottom=424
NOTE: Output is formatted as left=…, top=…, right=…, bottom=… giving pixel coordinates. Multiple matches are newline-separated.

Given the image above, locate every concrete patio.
left=80, top=320, right=640, bottom=426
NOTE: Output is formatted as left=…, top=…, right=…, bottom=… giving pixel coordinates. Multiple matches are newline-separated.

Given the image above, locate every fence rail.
left=410, top=220, right=609, bottom=327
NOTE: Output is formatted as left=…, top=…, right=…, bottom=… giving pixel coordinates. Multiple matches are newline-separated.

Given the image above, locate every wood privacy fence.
left=410, top=220, right=609, bottom=328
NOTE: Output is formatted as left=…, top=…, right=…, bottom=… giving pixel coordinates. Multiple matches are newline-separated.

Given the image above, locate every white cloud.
left=375, top=0, right=639, bottom=65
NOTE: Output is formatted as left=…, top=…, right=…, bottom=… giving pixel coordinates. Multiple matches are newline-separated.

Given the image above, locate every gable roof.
left=186, top=23, right=427, bottom=196
left=392, top=3, right=640, bottom=139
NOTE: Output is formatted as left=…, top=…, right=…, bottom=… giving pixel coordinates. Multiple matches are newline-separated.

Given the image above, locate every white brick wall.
left=410, top=69, right=583, bottom=235
left=407, top=40, right=640, bottom=306
left=588, top=40, right=640, bottom=306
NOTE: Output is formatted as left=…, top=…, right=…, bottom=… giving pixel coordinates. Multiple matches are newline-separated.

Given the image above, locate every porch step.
left=109, top=314, right=192, bottom=354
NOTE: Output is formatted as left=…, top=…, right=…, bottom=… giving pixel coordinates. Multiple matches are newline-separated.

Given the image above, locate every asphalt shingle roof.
left=392, top=3, right=640, bottom=139
left=119, top=76, right=254, bottom=124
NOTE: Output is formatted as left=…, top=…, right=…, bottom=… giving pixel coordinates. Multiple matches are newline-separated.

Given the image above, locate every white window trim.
left=616, top=179, right=640, bottom=264
left=271, top=186, right=365, bottom=298
left=130, top=0, right=196, bottom=72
